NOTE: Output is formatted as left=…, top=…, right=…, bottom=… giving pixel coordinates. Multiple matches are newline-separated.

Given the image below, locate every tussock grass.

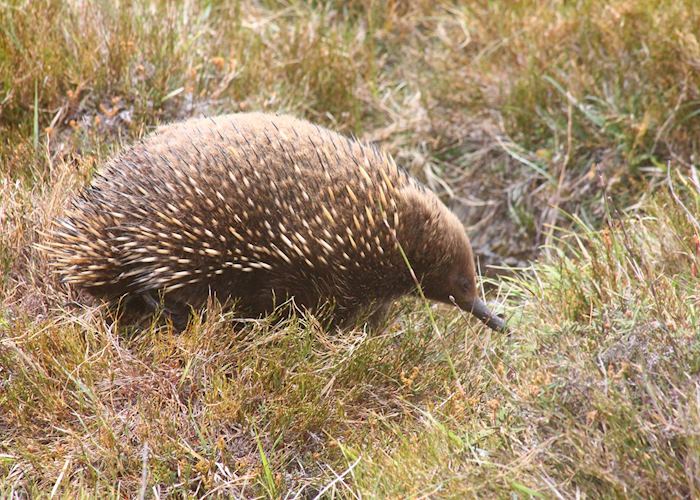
left=2, top=0, right=700, bottom=497
left=347, top=173, right=700, bottom=497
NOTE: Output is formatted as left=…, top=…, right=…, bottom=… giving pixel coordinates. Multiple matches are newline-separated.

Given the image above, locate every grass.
left=2, top=0, right=700, bottom=497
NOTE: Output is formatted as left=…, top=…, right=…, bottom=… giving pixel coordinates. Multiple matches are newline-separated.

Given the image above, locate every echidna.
left=48, top=112, right=506, bottom=331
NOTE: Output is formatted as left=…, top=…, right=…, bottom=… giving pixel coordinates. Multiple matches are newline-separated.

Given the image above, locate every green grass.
left=2, top=0, right=700, bottom=496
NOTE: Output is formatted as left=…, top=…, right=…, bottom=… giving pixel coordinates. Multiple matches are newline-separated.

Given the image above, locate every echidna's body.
left=49, top=113, right=505, bottom=331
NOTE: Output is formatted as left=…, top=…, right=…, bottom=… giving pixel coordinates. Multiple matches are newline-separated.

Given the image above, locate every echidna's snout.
left=462, top=298, right=507, bottom=332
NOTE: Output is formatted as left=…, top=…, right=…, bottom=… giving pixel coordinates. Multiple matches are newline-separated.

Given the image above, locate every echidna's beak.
left=464, top=298, right=508, bottom=333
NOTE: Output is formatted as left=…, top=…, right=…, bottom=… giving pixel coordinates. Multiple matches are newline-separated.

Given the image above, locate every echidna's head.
left=415, top=199, right=507, bottom=333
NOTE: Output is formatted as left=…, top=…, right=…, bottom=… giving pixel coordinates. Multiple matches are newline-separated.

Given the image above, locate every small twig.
left=138, top=442, right=149, bottom=500
left=50, top=458, right=71, bottom=498
left=312, top=457, right=362, bottom=500
left=689, top=166, right=700, bottom=195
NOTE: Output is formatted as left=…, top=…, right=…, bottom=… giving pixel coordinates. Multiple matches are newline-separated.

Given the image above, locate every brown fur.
left=47, top=113, right=505, bottom=330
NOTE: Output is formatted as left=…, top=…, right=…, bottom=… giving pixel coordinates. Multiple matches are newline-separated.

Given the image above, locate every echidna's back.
left=49, top=113, right=422, bottom=319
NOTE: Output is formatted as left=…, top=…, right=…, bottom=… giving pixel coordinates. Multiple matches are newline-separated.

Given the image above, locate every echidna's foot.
left=327, top=300, right=393, bottom=333
left=140, top=291, right=161, bottom=312
left=365, top=301, right=392, bottom=331
left=138, top=292, right=190, bottom=332
left=109, top=292, right=189, bottom=333
left=167, top=308, right=190, bottom=332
